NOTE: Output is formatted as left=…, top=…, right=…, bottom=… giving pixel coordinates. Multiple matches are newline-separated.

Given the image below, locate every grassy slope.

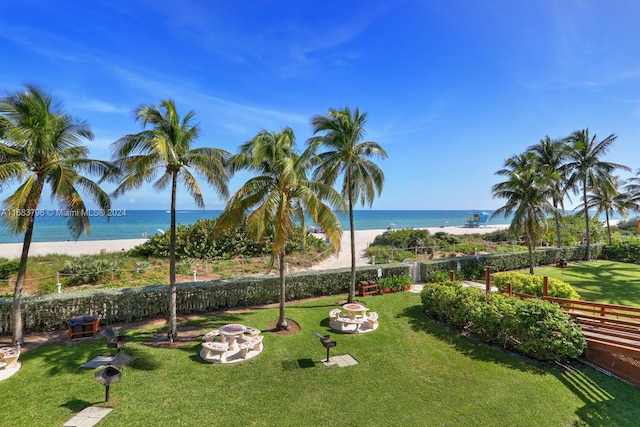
left=1, top=292, right=638, bottom=426
left=530, top=260, right=640, bottom=307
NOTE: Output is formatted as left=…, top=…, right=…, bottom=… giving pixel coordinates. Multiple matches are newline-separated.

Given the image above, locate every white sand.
left=309, top=224, right=510, bottom=270
left=0, top=239, right=147, bottom=259
left=0, top=225, right=510, bottom=269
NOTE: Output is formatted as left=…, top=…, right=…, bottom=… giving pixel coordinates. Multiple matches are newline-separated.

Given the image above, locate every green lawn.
left=1, top=292, right=638, bottom=426
left=530, top=260, right=640, bottom=307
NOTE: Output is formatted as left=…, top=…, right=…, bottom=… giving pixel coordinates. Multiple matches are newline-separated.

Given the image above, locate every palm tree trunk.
left=168, top=171, right=178, bottom=340
left=12, top=215, right=36, bottom=346
left=526, top=227, right=535, bottom=274
left=277, top=248, right=289, bottom=330
left=583, top=181, right=591, bottom=260
left=347, top=175, right=356, bottom=304
left=606, top=211, right=612, bottom=245
left=553, top=199, right=561, bottom=247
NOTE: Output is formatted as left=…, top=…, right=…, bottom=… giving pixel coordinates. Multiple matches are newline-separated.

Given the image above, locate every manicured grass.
left=1, top=292, right=639, bottom=426
left=531, top=260, right=640, bottom=307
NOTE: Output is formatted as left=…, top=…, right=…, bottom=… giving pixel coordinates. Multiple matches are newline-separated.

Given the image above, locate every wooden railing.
left=495, top=277, right=640, bottom=359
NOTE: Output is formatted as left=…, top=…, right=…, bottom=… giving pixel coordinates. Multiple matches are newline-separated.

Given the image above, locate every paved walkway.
left=64, top=406, right=112, bottom=427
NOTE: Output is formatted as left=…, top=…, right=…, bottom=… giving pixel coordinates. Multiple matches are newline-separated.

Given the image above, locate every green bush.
left=0, top=259, right=20, bottom=280
left=128, top=217, right=326, bottom=260
left=378, top=275, right=413, bottom=291
left=492, top=272, right=580, bottom=300
left=59, top=256, right=121, bottom=286
left=602, top=238, right=640, bottom=263
left=421, top=283, right=586, bottom=361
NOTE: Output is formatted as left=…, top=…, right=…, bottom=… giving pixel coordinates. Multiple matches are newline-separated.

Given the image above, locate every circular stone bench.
left=238, top=335, right=264, bottom=359
left=202, top=341, right=230, bottom=362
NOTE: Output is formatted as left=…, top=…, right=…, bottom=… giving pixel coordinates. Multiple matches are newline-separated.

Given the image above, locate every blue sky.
left=2, top=0, right=640, bottom=211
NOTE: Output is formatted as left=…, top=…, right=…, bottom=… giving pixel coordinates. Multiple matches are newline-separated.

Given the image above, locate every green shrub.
left=421, top=283, right=586, bottom=361
left=0, top=259, right=20, bottom=280
left=59, top=256, right=121, bottom=286
left=492, top=272, right=580, bottom=300
left=602, top=238, right=640, bottom=263
left=378, top=275, right=413, bottom=291
left=512, top=299, right=586, bottom=360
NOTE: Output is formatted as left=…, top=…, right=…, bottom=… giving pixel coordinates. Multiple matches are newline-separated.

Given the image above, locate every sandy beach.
left=0, top=239, right=147, bottom=259
left=0, top=225, right=510, bottom=269
left=309, top=224, right=510, bottom=270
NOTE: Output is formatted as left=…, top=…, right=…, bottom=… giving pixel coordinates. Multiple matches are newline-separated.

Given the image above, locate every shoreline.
left=0, top=225, right=510, bottom=265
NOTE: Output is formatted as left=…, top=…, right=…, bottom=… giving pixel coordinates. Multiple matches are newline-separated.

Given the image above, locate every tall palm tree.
left=491, top=152, right=556, bottom=274
left=527, top=136, right=570, bottom=247
left=0, top=85, right=114, bottom=345
left=217, top=127, right=344, bottom=330
left=111, top=99, right=229, bottom=339
left=565, top=129, right=630, bottom=260
left=581, top=176, right=638, bottom=244
left=309, top=107, right=387, bottom=303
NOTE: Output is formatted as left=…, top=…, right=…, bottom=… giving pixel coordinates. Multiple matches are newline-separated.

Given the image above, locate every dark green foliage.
left=59, top=256, right=121, bottom=286
left=128, top=217, right=325, bottom=260
left=366, top=245, right=415, bottom=262
left=0, top=264, right=410, bottom=334
left=614, top=216, right=640, bottom=232
left=482, top=229, right=517, bottom=243
left=418, top=245, right=604, bottom=282
left=421, top=283, right=586, bottom=361
left=0, top=258, right=19, bottom=280
left=378, top=275, right=413, bottom=291
left=540, top=213, right=605, bottom=246
left=602, top=238, right=640, bottom=263
left=371, top=228, right=432, bottom=254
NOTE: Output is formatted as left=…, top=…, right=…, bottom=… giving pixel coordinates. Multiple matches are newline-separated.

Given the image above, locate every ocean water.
left=0, top=210, right=511, bottom=244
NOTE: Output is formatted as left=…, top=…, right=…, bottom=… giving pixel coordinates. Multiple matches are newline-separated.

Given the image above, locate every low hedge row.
left=418, top=244, right=603, bottom=282
left=0, top=264, right=410, bottom=334
left=492, top=272, right=580, bottom=300
left=420, top=282, right=586, bottom=361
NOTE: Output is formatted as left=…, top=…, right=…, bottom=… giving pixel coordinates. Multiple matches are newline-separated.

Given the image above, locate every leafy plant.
left=0, top=259, right=19, bottom=280
left=492, top=272, right=580, bottom=299
left=421, top=282, right=586, bottom=361
left=59, top=256, right=122, bottom=286
left=378, top=275, right=413, bottom=292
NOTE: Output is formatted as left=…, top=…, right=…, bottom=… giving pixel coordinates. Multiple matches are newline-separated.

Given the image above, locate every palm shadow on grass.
left=399, top=303, right=640, bottom=425
left=398, top=304, right=550, bottom=375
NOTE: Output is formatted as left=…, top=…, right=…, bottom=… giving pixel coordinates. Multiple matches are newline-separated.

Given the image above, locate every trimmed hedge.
left=421, top=282, right=586, bottom=361
left=418, top=244, right=603, bottom=282
left=0, top=263, right=410, bottom=334
left=492, top=272, right=580, bottom=300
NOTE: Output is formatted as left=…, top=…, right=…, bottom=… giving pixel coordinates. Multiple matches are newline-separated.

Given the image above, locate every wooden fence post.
left=543, top=276, right=548, bottom=297
left=449, top=270, right=455, bottom=281
left=485, top=266, right=492, bottom=294
left=506, top=282, right=512, bottom=296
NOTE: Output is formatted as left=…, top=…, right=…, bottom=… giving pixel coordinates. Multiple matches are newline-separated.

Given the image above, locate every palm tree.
left=527, top=136, right=570, bottom=247
left=0, top=85, right=115, bottom=345
left=491, top=152, right=556, bottom=274
left=217, top=127, right=344, bottom=330
left=309, top=107, right=387, bottom=303
left=581, top=176, right=638, bottom=244
left=565, top=129, right=630, bottom=260
left=111, top=99, right=229, bottom=340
